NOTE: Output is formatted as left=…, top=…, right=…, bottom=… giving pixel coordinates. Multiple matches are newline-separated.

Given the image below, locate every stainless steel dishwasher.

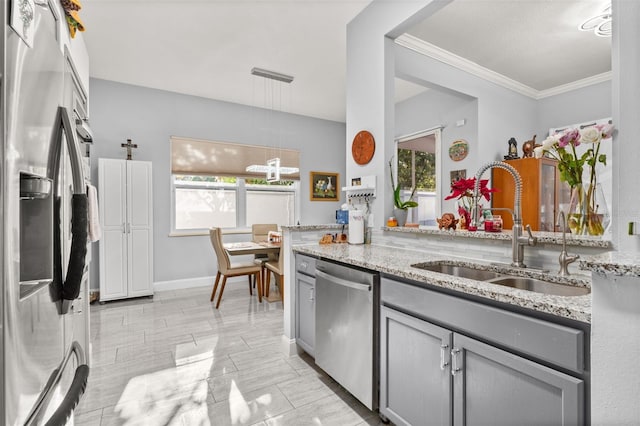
left=315, top=259, right=379, bottom=410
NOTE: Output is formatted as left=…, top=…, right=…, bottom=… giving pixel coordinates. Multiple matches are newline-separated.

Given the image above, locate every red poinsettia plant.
left=445, top=177, right=498, bottom=226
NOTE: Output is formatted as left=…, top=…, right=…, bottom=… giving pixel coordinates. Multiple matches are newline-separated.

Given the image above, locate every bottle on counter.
left=484, top=214, right=503, bottom=232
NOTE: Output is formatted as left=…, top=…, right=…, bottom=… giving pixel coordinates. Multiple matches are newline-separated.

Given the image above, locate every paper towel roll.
left=348, top=210, right=365, bottom=244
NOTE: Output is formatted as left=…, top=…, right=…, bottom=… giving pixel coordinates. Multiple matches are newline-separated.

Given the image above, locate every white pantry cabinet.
left=98, top=159, right=153, bottom=301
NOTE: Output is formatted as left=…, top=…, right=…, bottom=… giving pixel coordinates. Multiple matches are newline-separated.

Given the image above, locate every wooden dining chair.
left=264, top=237, right=284, bottom=303
left=251, top=223, right=278, bottom=285
left=251, top=223, right=278, bottom=244
left=209, top=227, right=263, bottom=308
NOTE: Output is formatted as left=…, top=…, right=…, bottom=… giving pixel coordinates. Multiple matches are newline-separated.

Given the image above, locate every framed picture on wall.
left=450, top=169, right=467, bottom=186
left=310, top=172, right=339, bottom=201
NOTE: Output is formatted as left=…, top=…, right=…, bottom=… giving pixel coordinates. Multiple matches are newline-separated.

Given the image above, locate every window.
left=246, top=182, right=295, bottom=226
left=172, top=175, right=297, bottom=232
left=397, top=129, right=441, bottom=226
left=170, top=136, right=300, bottom=233
left=174, top=176, right=238, bottom=230
left=398, top=148, right=436, bottom=191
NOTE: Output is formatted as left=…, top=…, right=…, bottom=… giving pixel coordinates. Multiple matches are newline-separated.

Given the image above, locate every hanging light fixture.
left=245, top=159, right=299, bottom=176
left=579, top=5, right=612, bottom=37
left=245, top=67, right=298, bottom=182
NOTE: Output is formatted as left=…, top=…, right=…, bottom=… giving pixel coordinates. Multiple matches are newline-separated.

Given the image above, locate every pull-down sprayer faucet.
left=471, top=161, right=537, bottom=268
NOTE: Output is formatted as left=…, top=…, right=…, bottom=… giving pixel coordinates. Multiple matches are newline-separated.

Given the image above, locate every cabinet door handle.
left=440, top=343, right=450, bottom=370
left=451, top=348, right=461, bottom=376
left=309, top=287, right=314, bottom=301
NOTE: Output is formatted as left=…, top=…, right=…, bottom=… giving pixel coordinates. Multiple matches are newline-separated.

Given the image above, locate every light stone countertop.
left=293, top=243, right=592, bottom=323
left=580, top=252, right=640, bottom=277
left=383, top=226, right=612, bottom=248
left=281, top=224, right=613, bottom=248
left=282, top=224, right=344, bottom=231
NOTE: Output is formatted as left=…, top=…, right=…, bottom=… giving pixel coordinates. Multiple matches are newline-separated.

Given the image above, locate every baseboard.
left=280, top=335, right=303, bottom=357
left=154, top=276, right=214, bottom=291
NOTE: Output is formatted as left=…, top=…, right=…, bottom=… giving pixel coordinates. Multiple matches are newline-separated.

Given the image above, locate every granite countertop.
left=383, top=226, right=612, bottom=248
left=282, top=224, right=613, bottom=250
left=282, top=224, right=345, bottom=231
left=580, top=252, right=640, bottom=277
left=293, top=243, right=591, bottom=323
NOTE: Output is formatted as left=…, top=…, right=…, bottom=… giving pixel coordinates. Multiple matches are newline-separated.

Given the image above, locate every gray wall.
left=346, top=1, right=444, bottom=227
left=89, top=78, right=346, bottom=287
left=395, top=43, right=539, bottom=180
left=395, top=88, right=478, bottom=213
left=392, top=42, right=614, bottom=230
left=395, top=87, right=477, bottom=141
left=536, top=80, right=612, bottom=136
left=394, top=55, right=612, bottom=216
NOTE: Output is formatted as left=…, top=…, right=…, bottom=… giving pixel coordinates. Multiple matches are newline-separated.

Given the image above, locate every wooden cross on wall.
left=121, top=138, right=138, bottom=160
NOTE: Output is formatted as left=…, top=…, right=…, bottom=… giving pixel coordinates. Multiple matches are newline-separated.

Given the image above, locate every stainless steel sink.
left=486, top=277, right=590, bottom=297
left=412, top=262, right=590, bottom=297
left=412, top=263, right=504, bottom=281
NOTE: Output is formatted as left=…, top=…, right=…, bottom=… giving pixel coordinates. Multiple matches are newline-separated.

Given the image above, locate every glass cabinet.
left=492, top=158, right=570, bottom=231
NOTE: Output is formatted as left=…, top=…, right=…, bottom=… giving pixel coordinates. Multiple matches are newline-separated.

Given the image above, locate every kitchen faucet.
left=557, top=211, right=579, bottom=276
left=471, top=161, right=537, bottom=268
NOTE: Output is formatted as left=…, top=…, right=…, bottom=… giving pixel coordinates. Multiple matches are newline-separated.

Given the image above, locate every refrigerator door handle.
left=24, top=341, right=89, bottom=426
left=49, top=106, right=88, bottom=314
left=58, top=106, right=85, bottom=195
left=42, top=364, right=90, bottom=426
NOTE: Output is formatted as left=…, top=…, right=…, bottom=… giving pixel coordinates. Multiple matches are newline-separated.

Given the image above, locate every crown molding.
left=395, top=34, right=539, bottom=98
left=395, top=33, right=611, bottom=100
left=536, top=72, right=612, bottom=99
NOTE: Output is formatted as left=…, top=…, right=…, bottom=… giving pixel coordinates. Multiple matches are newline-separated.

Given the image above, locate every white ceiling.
left=81, top=1, right=612, bottom=123
left=81, top=0, right=371, bottom=123
left=405, top=0, right=612, bottom=92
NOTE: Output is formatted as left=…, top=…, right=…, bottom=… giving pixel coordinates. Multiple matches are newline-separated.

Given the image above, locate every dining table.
left=224, top=241, right=282, bottom=302
left=224, top=241, right=281, bottom=256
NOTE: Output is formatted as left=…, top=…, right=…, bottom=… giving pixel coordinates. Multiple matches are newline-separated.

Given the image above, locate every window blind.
left=171, top=136, right=300, bottom=180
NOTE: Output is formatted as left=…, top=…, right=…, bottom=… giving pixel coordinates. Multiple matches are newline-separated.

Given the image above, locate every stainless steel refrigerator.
left=2, top=0, right=92, bottom=424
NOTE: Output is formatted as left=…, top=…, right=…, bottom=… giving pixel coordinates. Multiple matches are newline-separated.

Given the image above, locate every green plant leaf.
left=598, top=154, right=607, bottom=165
left=390, top=156, right=419, bottom=209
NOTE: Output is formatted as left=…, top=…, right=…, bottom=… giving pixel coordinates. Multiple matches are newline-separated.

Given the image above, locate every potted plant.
left=389, top=158, right=418, bottom=226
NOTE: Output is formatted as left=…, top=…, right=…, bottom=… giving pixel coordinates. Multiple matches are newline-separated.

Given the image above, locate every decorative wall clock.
left=449, top=139, right=469, bottom=161
left=352, top=130, right=375, bottom=165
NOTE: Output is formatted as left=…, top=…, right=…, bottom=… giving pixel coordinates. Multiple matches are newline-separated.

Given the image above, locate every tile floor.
left=75, top=280, right=383, bottom=425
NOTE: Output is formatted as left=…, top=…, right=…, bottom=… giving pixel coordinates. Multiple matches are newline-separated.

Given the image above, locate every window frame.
left=395, top=127, right=442, bottom=225
left=170, top=175, right=299, bottom=236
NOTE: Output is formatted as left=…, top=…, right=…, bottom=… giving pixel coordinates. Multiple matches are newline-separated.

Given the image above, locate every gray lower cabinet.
left=380, top=306, right=452, bottom=425
left=296, top=273, right=315, bottom=354
left=380, top=278, right=586, bottom=426
left=452, top=333, right=583, bottom=426
left=295, top=254, right=316, bottom=355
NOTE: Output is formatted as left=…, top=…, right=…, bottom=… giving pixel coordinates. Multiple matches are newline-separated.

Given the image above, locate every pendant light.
left=245, top=67, right=298, bottom=182
left=579, top=5, right=612, bottom=37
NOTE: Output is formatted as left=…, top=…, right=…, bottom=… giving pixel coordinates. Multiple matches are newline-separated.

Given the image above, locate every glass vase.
left=456, top=197, right=482, bottom=230
left=567, top=183, right=610, bottom=236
